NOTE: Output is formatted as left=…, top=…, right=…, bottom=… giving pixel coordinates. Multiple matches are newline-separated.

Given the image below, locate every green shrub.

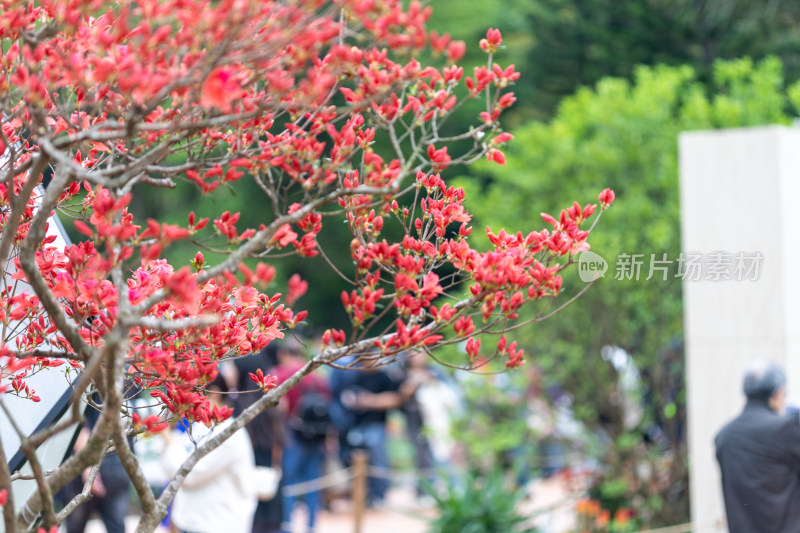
left=426, top=467, right=537, bottom=533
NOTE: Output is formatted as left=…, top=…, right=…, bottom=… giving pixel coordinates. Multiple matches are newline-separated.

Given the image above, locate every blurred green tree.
left=457, top=56, right=800, bottom=526
left=428, top=0, right=800, bottom=119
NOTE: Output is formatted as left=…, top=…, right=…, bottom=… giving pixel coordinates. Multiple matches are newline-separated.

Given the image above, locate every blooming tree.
left=0, top=0, right=613, bottom=531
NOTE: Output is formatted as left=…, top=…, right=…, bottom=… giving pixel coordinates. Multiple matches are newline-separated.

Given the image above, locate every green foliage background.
left=429, top=0, right=800, bottom=121
left=463, top=56, right=800, bottom=433
left=455, top=57, right=800, bottom=526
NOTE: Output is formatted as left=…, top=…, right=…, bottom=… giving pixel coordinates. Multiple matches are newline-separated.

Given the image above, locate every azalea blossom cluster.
left=0, top=0, right=611, bottom=531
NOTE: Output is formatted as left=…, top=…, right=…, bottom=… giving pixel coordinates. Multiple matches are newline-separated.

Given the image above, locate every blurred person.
left=342, top=358, right=406, bottom=506
left=602, top=345, right=643, bottom=431
left=400, top=352, right=436, bottom=496
left=273, top=340, right=331, bottom=533
left=408, top=354, right=462, bottom=466
left=64, top=412, right=132, bottom=533
left=236, top=389, right=287, bottom=533
left=161, top=373, right=257, bottom=533
left=401, top=351, right=462, bottom=496
left=129, top=389, right=173, bottom=530
left=329, top=354, right=360, bottom=468
left=229, top=338, right=284, bottom=532
left=715, top=359, right=800, bottom=533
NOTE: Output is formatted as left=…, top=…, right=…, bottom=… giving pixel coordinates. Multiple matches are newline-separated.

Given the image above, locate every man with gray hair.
left=715, top=359, right=800, bottom=532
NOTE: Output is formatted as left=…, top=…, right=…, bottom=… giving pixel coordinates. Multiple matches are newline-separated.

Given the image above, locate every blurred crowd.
left=59, top=339, right=468, bottom=533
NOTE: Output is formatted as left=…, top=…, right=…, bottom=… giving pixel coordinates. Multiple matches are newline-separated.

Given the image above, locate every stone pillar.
left=679, top=125, right=800, bottom=532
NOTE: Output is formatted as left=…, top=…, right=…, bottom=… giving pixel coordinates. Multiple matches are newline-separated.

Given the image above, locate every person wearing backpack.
left=273, top=340, right=331, bottom=533
left=341, top=359, right=407, bottom=507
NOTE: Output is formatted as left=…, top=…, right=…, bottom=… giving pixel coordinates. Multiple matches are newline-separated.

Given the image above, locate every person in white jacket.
left=161, top=374, right=257, bottom=533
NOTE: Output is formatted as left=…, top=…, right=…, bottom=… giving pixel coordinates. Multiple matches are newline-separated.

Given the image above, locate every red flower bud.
left=598, top=188, right=615, bottom=208
left=487, top=149, right=506, bottom=165
left=447, top=41, right=466, bottom=62
left=492, top=132, right=513, bottom=144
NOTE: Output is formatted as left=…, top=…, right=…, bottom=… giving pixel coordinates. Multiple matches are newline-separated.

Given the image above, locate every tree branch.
left=0, top=422, right=19, bottom=533
left=0, top=398, right=58, bottom=530
left=0, top=154, right=48, bottom=281
left=54, top=455, right=104, bottom=525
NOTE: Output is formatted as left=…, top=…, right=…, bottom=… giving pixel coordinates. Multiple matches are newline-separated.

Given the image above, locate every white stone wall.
left=679, top=125, right=800, bottom=532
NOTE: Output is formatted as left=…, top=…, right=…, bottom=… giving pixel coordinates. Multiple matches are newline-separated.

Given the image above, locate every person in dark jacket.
left=715, top=359, right=800, bottom=533
left=229, top=343, right=285, bottom=533
left=237, top=389, right=286, bottom=533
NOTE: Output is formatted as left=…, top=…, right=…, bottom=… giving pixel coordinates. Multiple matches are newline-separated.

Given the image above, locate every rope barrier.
left=280, top=464, right=442, bottom=499
left=280, top=464, right=434, bottom=496
left=282, top=467, right=355, bottom=497
left=363, top=464, right=436, bottom=482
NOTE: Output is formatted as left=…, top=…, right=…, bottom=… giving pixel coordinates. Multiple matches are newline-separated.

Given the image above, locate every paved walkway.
left=84, top=476, right=575, bottom=533
left=279, top=486, right=432, bottom=533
